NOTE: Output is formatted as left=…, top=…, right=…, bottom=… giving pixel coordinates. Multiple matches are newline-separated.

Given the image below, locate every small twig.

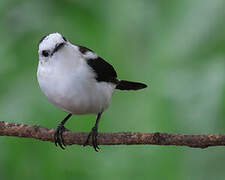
left=0, top=121, right=225, bottom=148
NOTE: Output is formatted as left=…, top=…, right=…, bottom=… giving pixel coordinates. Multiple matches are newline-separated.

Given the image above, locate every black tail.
left=116, top=80, right=147, bottom=90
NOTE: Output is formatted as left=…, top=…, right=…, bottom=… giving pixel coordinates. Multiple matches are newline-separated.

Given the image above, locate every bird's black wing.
left=87, top=57, right=118, bottom=83
left=78, top=45, right=118, bottom=84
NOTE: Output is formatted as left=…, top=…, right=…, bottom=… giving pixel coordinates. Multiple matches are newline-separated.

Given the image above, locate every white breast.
left=37, top=45, right=116, bottom=114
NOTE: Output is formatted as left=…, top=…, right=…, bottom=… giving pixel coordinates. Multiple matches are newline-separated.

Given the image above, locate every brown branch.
left=0, top=121, right=225, bottom=149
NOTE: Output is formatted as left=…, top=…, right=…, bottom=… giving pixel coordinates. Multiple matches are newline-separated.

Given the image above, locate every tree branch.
left=0, top=121, right=225, bottom=149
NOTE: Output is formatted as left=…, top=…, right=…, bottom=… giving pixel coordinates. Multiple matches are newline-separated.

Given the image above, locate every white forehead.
left=38, top=33, right=64, bottom=52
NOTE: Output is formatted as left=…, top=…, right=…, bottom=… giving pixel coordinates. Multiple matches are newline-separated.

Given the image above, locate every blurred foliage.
left=0, top=0, right=225, bottom=179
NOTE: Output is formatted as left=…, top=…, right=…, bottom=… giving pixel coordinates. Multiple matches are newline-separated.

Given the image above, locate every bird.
left=37, top=32, right=147, bottom=151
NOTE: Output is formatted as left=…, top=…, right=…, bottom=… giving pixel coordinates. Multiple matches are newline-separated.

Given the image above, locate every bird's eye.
left=42, top=50, right=49, bottom=57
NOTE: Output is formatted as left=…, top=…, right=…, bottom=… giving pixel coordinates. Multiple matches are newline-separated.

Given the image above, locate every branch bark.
left=0, top=121, right=225, bottom=149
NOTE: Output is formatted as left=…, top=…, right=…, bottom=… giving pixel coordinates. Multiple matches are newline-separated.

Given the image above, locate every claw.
left=83, top=133, right=91, bottom=147
left=83, top=126, right=100, bottom=152
left=54, top=124, right=66, bottom=150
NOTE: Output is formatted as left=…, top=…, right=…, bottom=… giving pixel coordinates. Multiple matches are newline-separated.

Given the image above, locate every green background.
left=1, top=0, right=225, bottom=179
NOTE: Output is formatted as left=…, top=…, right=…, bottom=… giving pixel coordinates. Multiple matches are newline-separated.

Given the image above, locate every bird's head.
left=38, top=32, right=68, bottom=61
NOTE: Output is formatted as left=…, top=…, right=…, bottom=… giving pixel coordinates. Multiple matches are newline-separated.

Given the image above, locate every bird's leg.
left=54, top=113, right=72, bottom=149
left=83, top=112, right=102, bottom=152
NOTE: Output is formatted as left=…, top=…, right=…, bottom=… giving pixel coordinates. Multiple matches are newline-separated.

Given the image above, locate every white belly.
left=37, top=60, right=115, bottom=114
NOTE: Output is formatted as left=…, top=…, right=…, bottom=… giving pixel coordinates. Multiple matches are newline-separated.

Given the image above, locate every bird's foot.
left=83, top=126, right=100, bottom=152
left=54, top=123, right=67, bottom=150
